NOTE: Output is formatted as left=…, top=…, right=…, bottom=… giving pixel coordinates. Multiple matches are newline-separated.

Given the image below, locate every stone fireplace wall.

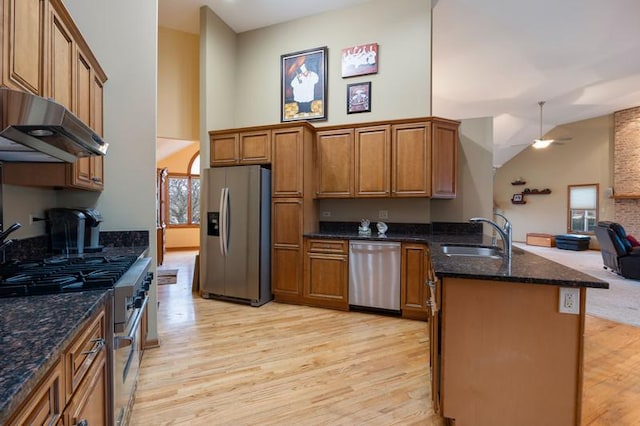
left=614, top=106, right=640, bottom=236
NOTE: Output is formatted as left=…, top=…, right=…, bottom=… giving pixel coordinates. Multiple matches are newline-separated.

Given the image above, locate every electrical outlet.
left=321, top=211, right=331, bottom=217
left=379, top=210, right=388, bottom=219
left=559, top=287, right=580, bottom=314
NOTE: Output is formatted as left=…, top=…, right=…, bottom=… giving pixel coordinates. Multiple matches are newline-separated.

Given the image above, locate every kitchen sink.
left=440, top=244, right=503, bottom=259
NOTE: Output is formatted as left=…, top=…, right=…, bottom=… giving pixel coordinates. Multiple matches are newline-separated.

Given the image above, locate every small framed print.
left=347, top=82, right=371, bottom=114
left=341, top=43, right=378, bottom=78
left=512, top=193, right=523, bottom=203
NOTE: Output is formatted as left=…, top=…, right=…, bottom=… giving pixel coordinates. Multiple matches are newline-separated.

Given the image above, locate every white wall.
left=200, top=6, right=238, bottom=166
left=495, top=114, right=614, bottom=243
left=158, top=27, right=199, bottom=141
left=233, top=0, right=431, bottom=127
left=63, top=0, right=160, bottom=341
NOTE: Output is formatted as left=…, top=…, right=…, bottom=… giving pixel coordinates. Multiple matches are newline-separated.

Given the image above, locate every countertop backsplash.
left=6, top=230, right=149, bottom=261
left=319, top=221, right=481, bottom=236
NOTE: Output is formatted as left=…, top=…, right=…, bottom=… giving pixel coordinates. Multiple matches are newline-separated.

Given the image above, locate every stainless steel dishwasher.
left=349, top=241, right=401, bottom=312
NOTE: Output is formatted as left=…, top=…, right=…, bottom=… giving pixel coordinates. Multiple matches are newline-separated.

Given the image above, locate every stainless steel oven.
left=114, top=295, right=147, bottom=425
left=111, top=257, right=152, bottom=426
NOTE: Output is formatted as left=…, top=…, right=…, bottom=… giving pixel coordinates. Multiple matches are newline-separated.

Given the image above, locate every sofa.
left=594, top=221, right=640, bottom=280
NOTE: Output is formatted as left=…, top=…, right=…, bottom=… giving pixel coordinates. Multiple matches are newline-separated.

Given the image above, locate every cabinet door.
left=210, top=133, right=239, bottom=166
left=89, top=75, right=105, bottom=189
left=5, top=360, right=64, bottom=425
left=272, top=127, right=304, bottom=197
left=272, top=199, right=303, bottom=297
left=2, top=0, right=46, bottom=95
left=400, top=243, right=429, bottom=320
left=392, top=122, right=431, bottom=197
left=49, top=5, right=74, bottom=111
left=63, top=350, right=108, bottom=426
left=73, top=50, right=93, bottom=188
left=304, top=239, right=349, bottom=310
left=239, top=130, right=271, bottom=164
left=431, top=119, right=458, bottom=198
left=315, top=128, right=354, bottom=198
left=355, top=125, right=390, bottom=197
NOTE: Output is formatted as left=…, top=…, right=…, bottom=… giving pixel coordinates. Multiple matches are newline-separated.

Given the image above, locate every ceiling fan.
left=531, top=101, right=572, bottom=149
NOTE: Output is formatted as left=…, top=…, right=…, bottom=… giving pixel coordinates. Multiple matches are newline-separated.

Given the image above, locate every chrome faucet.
left=469, top=213, right=512, bottom=259
left=0, top=222, right=22, bottom=243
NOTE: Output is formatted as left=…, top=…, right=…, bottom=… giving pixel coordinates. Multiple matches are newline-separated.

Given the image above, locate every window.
left=568, top=184, right=598, bottom=233
left=167, top=153, right=200, bottom=226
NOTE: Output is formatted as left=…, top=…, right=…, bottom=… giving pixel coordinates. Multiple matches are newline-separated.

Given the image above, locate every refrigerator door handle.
left=218, top=187, right=227, bottom=256
left=221, top=187, right=230, bottom=256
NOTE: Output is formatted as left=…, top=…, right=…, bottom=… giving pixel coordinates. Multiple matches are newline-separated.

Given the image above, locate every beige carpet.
left=157, top=268, right=178, bottom=285
left=515, top=242, right=640, bottom=327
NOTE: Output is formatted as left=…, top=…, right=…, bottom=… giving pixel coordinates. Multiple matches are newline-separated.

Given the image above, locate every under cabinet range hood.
left=0, top=87, right=108, bottom=163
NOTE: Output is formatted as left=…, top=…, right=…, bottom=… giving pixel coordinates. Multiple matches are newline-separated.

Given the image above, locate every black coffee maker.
left=77, top=208, right=103, bottom=252
left=48, top=208, right=86, bottom=254
left=47, top=208, right=103, bottom=254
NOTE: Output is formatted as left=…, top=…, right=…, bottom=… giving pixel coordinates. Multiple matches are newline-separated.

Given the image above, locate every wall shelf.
left=523, top=189, right=551, bottom=195
left=612, top=194, right=640, bottom=200
left=511, top=186, right=551, bottom=204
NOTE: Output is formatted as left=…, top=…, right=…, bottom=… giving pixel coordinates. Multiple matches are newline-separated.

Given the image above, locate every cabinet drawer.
left=306, top=239, right=348, bottom=254
left=64, top=308, right=106, bottom=399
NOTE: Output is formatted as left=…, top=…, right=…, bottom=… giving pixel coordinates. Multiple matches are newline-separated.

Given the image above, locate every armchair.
left=594, top=221, right=640, bottom=280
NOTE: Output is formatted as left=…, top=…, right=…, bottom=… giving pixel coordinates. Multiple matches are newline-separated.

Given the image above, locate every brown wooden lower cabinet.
left=303, top=239, right=349, bottom=310
left=63, top=350, right=108, bottom=426
left=400, top=242, right=430, bottom=320
left=5, top=360, right=64, bottom=425
left=436, top=277, right=585, bottom=425
left=271, top=199, right=304, bottom=300
left=5, top=304, right=109, bottom=426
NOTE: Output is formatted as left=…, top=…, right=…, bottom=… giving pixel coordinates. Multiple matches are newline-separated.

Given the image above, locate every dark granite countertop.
left=304, top=229, right=609, bottom=289
left=0, top=290, right=111, bottom=423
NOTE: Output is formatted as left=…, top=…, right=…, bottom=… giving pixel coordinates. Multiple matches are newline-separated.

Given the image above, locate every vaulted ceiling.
left=158, top=0, right=640, bottom=167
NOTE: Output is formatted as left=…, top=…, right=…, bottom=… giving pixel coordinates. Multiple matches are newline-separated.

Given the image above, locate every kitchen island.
left=428, top=240, right=608, bottom=426
left=307, top=223, right=608, bottom=425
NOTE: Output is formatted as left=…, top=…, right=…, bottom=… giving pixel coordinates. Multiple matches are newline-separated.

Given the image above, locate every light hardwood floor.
left=131, top=250, right=640, bottom=425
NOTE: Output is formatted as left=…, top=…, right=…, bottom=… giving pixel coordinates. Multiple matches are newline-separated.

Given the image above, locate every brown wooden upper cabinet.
left=209, top=129, right=271, bottom=166
left=315, top=128, right=355, bottom=197
left=1, top=0, right=47, bottom=96
left=431, top=119, right=459, bottom=199
left=271, top=125, right=315, bottom=198
left=1, top=0, right=108, bottom=192
left=315, top=117, right=458, bottom=199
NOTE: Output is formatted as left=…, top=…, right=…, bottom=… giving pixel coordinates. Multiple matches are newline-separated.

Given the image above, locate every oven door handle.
left=114, top=297, right=147, bottom=350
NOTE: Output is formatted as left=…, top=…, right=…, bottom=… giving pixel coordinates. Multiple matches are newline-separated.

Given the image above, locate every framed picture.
left=281, top=46, right=328, bottom=122
left=512, top=193, right=523, bottom=202
left=341, top=43, right=378, bottom=78
left=347, top=82, right=371, bottom=114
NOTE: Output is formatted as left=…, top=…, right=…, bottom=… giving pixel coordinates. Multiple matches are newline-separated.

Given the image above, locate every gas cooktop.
left=0, top=255, right=139, bottom=298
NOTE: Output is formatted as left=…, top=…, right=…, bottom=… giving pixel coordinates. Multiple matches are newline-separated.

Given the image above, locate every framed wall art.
left=347, top=81, right=371, bottom=114
left=341, top=43, right=378, bottom=78
left=281, top=46, right=328, bottom=122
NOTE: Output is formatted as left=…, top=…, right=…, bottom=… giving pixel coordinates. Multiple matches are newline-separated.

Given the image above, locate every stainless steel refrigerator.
left=200, top=165, right=272, bottom=306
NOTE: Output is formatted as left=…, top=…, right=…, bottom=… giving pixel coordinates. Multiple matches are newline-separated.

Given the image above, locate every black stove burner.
left=0, top=255, right=138, bottom=297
